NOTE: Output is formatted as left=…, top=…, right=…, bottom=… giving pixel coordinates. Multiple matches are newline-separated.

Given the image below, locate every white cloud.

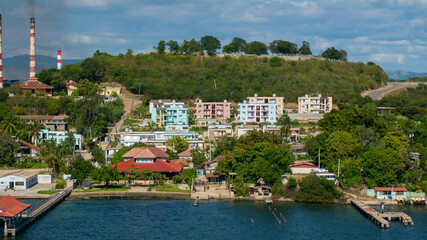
left=370, top=53, right=405, bottom=64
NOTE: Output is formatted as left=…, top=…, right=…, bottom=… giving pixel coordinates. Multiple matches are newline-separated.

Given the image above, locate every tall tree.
left=80, top=58, right=105, bottom=83
left=0, top=133, right=19, bottom=167
left=167, top=136, right=189, bottom=153
left=298, top=41, right=312, bottom=55
left=269, top=40, right=298, bottom=55
left=223, top=37, right=247, bottom=53
left=200, top=35, right=221, bottom=56
left=188, top=38, right=202, bottom=54
left=166, top=40, right=180, bottom=54
left=321, top=47, right=347, bottom=61
left=156, top=40, right=166, bottom=54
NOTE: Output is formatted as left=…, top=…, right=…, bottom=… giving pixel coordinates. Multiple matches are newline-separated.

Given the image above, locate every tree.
left=245, top=41, right=268, bottom=55
left=295, top=176, right=343, bottom=203
left=276, top=113, right=291, bottom=140
left=67, top=156, right=94, bottom=185
left=188, top=38, right=202, bottom=54
left=269, top=40, right=297, bottom=55
left=167, top=136, right=189, bottom=153
left=200, top=35, right=221, bottom=56
left=156, top=40, right=166, bottom=54
left=27, top=121, right=45, bottom=145
left=223, top=37, right=247, bottom=54
left=321, top=47, right=347, bottom=61
left=92, top=166, right=120, bottom=186
left=298, top=41, right=312, bottom=55
left=80, top=58, right=105, bottom=83
left=0, top=88, right=8, bottom=102
left=166, top=40, right=180, bottom=54
left=180, top=40, right=190, bottom=54
left=190, top=148, right=207, bottom=168
left=0, top=133, right=19, bottom=167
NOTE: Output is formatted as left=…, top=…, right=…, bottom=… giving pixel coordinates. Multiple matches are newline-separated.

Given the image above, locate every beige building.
left=246, top=94, right=285, bottom=116
left=100, top=86, right=122, bottom=96
left=298, top=94, right=332, bottom=114
left=208, top=125, right=234, bottom=141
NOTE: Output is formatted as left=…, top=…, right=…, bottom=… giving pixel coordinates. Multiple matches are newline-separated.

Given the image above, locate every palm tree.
left=27, top=121, right=45, bottom=145
left=1, top=116, right=18, bottom=134
left=276, top=113, right=291, bottom=142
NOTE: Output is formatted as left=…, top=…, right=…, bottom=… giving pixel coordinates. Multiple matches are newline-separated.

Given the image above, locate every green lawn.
left=155, top=184, right=191, bottom=193
left=37, top=190, right=60, bottom=195
left=82, top=186, right=130, bottom=192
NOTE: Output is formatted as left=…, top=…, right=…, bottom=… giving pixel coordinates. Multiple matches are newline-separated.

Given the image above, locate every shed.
left=82, top=181, right=92, bottom=189
left=0, top=171, right=38, bottom=190
left=374, top=187, right=407, bottom=199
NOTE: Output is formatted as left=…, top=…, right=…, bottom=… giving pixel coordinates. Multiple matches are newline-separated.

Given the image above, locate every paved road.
left=364, top=82, right=426, bottom=100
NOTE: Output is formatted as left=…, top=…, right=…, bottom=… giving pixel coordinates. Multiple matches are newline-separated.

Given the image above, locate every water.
left=10, top=200, right=427, bottom=240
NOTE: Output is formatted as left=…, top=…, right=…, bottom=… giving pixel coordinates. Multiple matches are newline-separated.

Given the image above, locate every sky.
left=1, top=0, right=427, bottom=72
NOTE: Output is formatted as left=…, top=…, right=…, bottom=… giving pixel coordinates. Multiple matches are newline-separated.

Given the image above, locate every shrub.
left=56, top=180, right=65, bottom=189
left=295, top=176, right=343, bottom=203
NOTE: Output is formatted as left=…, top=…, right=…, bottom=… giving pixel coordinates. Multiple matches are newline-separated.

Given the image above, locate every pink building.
left=194, top=100, right=232, bottom=120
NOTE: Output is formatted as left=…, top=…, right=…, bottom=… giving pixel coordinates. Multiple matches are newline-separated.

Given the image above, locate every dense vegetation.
left=295, top=176, right=343, bottom=203
left=37, top=52, right=387, bottom=104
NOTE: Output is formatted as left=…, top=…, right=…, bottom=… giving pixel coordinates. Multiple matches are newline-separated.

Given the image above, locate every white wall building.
left=298, top=94, right=332, bottom=114
left=0, top=171, right=38, bottom=190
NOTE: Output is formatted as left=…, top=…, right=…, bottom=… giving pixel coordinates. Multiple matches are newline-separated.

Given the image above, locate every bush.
left=233, top=177, right=250, bottom=197
left=295, top=176, right=343, bottom=203
left=56, top=180, right=65, bottom=189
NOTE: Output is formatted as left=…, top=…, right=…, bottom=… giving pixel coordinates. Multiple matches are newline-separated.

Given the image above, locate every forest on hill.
left=38, top=51, right=388, bottom=103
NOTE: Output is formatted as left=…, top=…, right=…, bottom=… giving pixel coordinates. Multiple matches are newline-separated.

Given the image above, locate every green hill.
left=56, top=52, right=388, bottom=103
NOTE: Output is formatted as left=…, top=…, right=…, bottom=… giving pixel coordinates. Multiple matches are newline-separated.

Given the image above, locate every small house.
left=289, top=162, right=319, bottom=174
left=374, top=187, right=407, bottom=199
left=0, top=171, right=38, bottom=190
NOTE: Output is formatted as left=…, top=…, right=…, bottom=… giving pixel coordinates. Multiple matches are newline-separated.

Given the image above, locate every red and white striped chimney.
left=57, top=50, right=62, bottom=70
left=0, top=14, right=3, bottom=88
left=29, top=18, right=36, bottom=79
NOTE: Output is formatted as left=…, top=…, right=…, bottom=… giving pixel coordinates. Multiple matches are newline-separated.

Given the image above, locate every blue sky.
left=1, top=0, right=427, bottom=72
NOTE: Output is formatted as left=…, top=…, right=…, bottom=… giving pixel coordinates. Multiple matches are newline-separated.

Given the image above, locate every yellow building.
left=246, top=94, right=285, bottom=116
left=298, top=94, right=332, bottom=114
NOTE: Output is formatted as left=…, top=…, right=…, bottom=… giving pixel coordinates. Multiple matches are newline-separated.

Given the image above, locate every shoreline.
left=9, top=190, right=404, bottom=206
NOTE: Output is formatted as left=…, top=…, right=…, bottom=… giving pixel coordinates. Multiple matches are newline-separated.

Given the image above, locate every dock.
left=351, top=199, right=389, bottom=228
left=350, top=199, right=414, bottom=228
left=4, top=188, right=72, bottom=236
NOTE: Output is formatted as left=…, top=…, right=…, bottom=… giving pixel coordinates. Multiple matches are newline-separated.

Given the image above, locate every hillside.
left=386, top=69, right=427, bottom=80
left=58, top=53, right=388, bottom=103
left=2, top=54, right=82, bottom=80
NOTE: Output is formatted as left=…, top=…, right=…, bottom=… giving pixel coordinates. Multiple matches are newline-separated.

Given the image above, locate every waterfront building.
left=112, top=147, right=182, bottom=176
left=194, top=99, right=232, bottom=121
left=298, top=94, right=332, bottom=114
left=373, top=187, right=407, bottom=199
left=19, top=79, right=53, bottom=96
left=246, top=93, right=285, bottom=116
left=208, top=125, right=234, bottom=141
left=150, top=100, right=188, bottom=126
left=0, top=171, right=38, bottom=190
left=238, top=100, right=277, bottom=124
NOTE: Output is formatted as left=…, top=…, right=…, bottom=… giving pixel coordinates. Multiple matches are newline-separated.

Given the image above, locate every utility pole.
left=318, top=147, right=320, bottom=168
left=337, top=158, right=341, bottom=178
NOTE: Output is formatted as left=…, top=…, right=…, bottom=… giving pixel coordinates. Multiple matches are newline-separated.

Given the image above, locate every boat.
left=192, top=201, right=199, bottom=206
left=264, top=197, right=273, bottom=204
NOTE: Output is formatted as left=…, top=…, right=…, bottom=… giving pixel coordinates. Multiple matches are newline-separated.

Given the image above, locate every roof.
left=19, top=140, right=42, bottom=152
left=18, top=115, right=68, bottom=121
left=19, top=79, right=54, bottom=89
left=122, top=147, right=169, bottom=159
left=0, top=195, right=31, bottom=217
left=290, top=162, right=318, bottom=168
left=374, top=187, right=407, bottom=192
left=205, top=156, right=225, bottom=165
left=67, top=80, right=78, bottom=86
left=112, top=158, right=182, bottom=173
left=206, top=173, right=219, bottom=178
left=1, top=170, right=38, bottom=179
left=178, top=149, right=191, bottom=157
left=377, top=107, right=396, bottom=110
left=172, top=158, right=189, bottom=167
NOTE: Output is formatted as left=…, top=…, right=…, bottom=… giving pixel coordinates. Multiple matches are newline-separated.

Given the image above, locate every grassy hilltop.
left=59, top=52, right=388, bottom=103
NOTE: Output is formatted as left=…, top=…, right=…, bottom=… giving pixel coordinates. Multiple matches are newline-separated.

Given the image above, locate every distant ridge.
left=2, top=54, right=82, bottom=81
left=386, top=70, right=427, bottom=81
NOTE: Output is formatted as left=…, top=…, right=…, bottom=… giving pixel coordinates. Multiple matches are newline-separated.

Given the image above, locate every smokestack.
left=29, top=18, right=36, bottom=79
left=57, top=50, right=62, bottom=70
left=0, top=14, right=3, bottom=88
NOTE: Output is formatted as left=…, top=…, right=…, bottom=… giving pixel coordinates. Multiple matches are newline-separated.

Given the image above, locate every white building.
left=298, top=94, right=332, bottom=114
left=238, top=100, right=277, bottom=124
left=0, top=171, right=38, bottom=190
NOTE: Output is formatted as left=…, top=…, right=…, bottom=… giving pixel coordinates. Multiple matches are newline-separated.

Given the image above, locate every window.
left=16, top=182, right=25, bottom=186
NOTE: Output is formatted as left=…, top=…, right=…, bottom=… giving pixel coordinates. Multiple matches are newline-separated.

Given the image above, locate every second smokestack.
left=57, top=50, right=62, bottom=70
left=29, top=18, right=36, bottom=79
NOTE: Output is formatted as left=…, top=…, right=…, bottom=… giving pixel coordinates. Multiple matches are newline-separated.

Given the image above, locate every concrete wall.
left=38, top=174, right=52, bottom=184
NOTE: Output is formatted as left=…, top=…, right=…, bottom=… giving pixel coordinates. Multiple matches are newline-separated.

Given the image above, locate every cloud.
left=370, top=53, right=405, bottom=64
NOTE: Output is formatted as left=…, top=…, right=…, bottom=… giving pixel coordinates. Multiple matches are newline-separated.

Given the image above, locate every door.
left=9, top=182, right=14, bottom=189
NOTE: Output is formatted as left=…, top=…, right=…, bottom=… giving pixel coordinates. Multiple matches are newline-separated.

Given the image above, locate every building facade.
left=246, top=94, right=284, bottom=116
left=298, top=94, right=332, bottom=114
left=194, top=100, right=232, bottom=120
left=208, top=125, right=234, bottom=141
left=19, top=79, right=54, bottom=96
left=238, top=100, right=277, bottom=124
left=39, top=129, right=83, bottom=150
left=150, top=100, right=188, bottom=126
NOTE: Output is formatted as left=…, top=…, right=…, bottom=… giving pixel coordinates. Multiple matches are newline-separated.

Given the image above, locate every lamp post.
left=391, top=184, right=394, bottom=200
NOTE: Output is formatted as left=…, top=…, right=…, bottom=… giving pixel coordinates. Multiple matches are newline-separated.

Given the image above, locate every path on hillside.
left=361, top=82, right=426, bottom=100
left=101, top=83, right=142, bottom=148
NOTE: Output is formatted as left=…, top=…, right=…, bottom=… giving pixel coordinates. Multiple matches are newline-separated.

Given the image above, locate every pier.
left=350, top=199, right=414, bottom=228
left=3, top=188, right=73, bottom=236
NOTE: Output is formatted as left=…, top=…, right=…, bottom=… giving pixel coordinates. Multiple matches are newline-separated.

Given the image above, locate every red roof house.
left=0, top=195, right=30, bottom=218
left=66, top=80, right=79, bottom=96
left=19, top=79, right=54, bottom=96
left=112, top=147, right=182, bottom=174
left=289, top=162, right=319, bottom=174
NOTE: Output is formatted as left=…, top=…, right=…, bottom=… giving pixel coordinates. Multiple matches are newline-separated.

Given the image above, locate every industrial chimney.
left=29, top=18, right=36, bottom=79
left=0, top=14, right=3, bottom=88
left=57, top=50, right=62, bottom=70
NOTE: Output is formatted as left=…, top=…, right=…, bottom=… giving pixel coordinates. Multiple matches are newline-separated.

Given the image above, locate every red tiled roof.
left=290, top=162, right=318, bottom=168
left=178, top=149, right=191, bottom=157
left=67, top=80, right=78, bottom=85
left=0, top=195, right=31, bottom=217
left=122, top=147, right=169, bottom=159
left=206, top=173, right=219, bottom=178
left=19, top=140, right=42, bottom=152
left=19, top=79, right=54, bottom=89
left=172, top=158, right=189, bottom=167
left=112, top=158, right=182, bottom=173
left=205, top=156, right=225, bottom=164
left=374, top=187, right=407, bottom=192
